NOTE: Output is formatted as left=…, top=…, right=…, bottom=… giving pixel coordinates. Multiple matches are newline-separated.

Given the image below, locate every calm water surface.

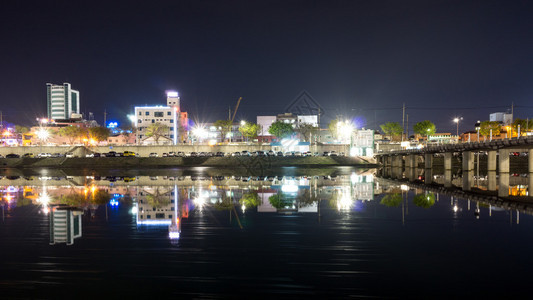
left=1, top=167, right=533, bottom=298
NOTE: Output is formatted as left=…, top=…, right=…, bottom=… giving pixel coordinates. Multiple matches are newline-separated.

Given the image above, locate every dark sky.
left=1, top=0, right=533, bottom=133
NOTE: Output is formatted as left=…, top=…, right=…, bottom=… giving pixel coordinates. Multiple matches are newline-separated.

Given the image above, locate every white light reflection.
left=337, top=187, right=353, bottom=211
left=37, top=188, right=51, bottom=214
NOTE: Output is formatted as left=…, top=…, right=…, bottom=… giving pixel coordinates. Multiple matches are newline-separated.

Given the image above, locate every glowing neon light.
left=167, top=91, right=178, bottom=97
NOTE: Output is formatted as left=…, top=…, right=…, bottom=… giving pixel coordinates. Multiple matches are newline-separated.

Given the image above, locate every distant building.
left=46, top=83, right=80, bottom=120
left=490, top=112, right=513, bottom=125
left=257, top=116, right=276, bottom=143
left=257, top=113, right=319, bottom=143
left=134, top=91, right=188, bottom=145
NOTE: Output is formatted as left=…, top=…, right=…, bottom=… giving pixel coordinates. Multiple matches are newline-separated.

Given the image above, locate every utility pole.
left=103, top=109, right=107, bottom=127
left=402, top=103, right=405, bottom=141
left=406, top=114, right=409, bottom=141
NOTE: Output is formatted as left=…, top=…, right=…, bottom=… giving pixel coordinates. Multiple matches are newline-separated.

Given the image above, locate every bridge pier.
left=529, top=173, right=533, bottom=196
left=462, top=171, right=473, bottom=191
left=462, top=151, right=474, bottom=171
left=529, top=149, right=533, bottom=173
left=395, top=155, right=403, bottom=168
left=499, top=149, right=510, bottom=173
left=424, top=154, right=433, bottom=169
left=488, top=151, right=497, bottom=171
left=444, top=169, right=452, bottom=188
left=407, top=154, right=417, bottom=168
left=424, top=168, right=433, bottom=184
left=498, top=172, right=510, bottom=197
left=488, top=171, right=497, bottom=191
left=407, top=167, right=417, bottom=182
left=444, top=152, right=452, bottom=170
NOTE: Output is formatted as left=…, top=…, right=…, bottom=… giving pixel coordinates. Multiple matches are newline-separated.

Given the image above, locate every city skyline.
left=1, top=1, right=532, bottom=132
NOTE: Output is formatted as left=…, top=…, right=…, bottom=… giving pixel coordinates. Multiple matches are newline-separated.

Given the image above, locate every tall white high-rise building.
left=46, top=83, right=80, bottom=120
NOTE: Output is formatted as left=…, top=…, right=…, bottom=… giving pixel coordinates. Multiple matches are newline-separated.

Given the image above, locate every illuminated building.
left=46, top=83, right=80, bottom=120
left=134, top=91, right=189, bottom=145
left=49, top=205, right=83, bottom=245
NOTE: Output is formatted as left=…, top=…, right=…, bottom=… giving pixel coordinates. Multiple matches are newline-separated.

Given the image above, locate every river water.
left=1, top=167, right=532, bottom=298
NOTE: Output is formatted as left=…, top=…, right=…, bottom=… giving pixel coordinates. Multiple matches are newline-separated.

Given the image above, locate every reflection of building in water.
left=350, top=173, right=374, bottom=201
left=136, top=186, right=175, bottom=225
left=49, top=205, right=83, bottom=245
left=134, top=186, right=189, bottom=241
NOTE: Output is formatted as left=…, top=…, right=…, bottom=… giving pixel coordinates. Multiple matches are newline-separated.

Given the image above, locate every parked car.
left=162, top=153, right=168, bottom=157
left=294, top=151, right=303, bottom=157
left=23, top=153, right=35, bottom=158
left=267, top=150, right=275, bottom=156
left=65, top=153, right=75, bottom=158
left=149, top=152, right=158, bottom=157
left=215, top=152, right=225, bottom=157
left=190, top=152, right=198, bottom=157
left=329, top=151, right=338, bottom=156
left=123, top=151, right=136, bottom=157
left=241, top=150, right=250, bottom=156
left=105, top=151, right=119, bottom=157
left=37, top=153, right=51, bottom=158
left=232, top=152, right=241, bottom=157
left=51, top=153, right=63, bottom=158
left=177, top=152, right=185, bottom=157
left=168, top=151, right=176, bottom=157
left=0, top=154, right=4, bottom=158
left=6, top=153, right=20, bottom=158
left=322, top=151, right=330, bottom=156
left=276, top=151, right=284, bottom=157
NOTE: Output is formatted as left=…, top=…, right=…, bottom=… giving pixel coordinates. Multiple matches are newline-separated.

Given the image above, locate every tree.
left=239, top=122, right=260, bottom=141
left=380, top=122, right=403, bottom=141
left=413, top=120, right=436, bottom=138
left=268, top=194, right=284, bottom=209
left=14, top=125, right=29, bottom=134
left=58, top=126, right=85, bottom=144
left=380, top=193, right=402, bottom=207
left=88, top=127, right=110, bottom=143
left=512, top=118, right=533, bottom=136
left=479, top=121, right=500, bottom=138
left=239, top=192, right=260, bottom=208
left=268, top=121, right=294, bottom=139
left=214, top=120, right=233, bottom=142
left=145, top=187, right=171, bottom=208
left=145, top=122, right=169, bottom=144
left=328, top=119, right=340, bottom=140
left=296, top=123, right=319, bottom=142
left=413, top=193, right=435, bottom=209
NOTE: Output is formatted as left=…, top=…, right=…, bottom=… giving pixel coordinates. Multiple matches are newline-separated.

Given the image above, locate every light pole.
left=453, top=117, right=463, bottom=143
left=240, top=120, right=246, bottom=143
left=475, top=120, right=480, bottom=142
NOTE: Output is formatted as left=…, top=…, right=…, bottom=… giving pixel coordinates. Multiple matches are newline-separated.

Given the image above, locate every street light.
left=475, top=120, right=481, bottom=142
left=453, top=117, right=463, bottom=143
left=191, top=126, right=208, bottom=144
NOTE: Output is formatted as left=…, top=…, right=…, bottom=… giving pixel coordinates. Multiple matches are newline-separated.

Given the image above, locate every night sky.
left=1, top=0, right=533, bottom=133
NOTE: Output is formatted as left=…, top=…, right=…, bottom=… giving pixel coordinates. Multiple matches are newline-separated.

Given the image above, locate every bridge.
left=375, top=136, right=533, bottom=173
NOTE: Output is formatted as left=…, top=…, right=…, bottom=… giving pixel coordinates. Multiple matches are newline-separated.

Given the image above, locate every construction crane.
left=230, top=97, right=243, bottom=123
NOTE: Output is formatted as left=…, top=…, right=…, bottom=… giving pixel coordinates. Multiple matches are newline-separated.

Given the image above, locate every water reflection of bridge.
left=376, top=175, right=533, bottom=218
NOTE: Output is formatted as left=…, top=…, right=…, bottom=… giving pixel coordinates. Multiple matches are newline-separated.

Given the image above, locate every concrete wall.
left=0, top=144, right=350, bottom=158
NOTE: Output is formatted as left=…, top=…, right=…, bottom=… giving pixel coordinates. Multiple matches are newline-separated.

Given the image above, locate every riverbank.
left=0, top=156, right=378, bottom=169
